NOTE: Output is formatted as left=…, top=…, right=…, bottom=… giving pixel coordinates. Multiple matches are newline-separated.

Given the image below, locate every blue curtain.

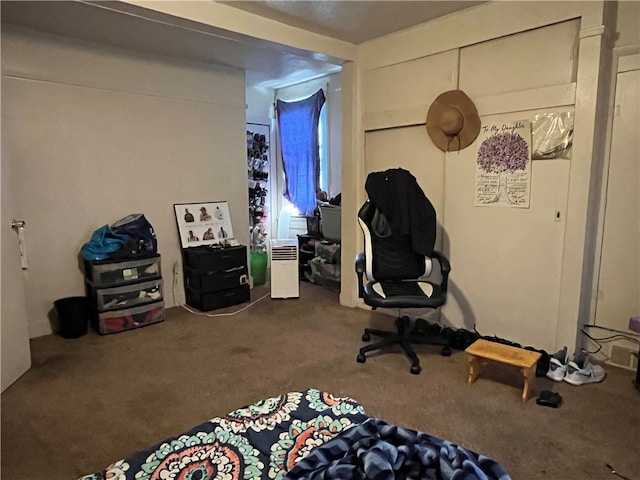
left=276, top=89, right=326, bottom=216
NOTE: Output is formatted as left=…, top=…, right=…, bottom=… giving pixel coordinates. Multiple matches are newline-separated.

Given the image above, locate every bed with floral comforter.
left=79, top=388, right=510, bottom=480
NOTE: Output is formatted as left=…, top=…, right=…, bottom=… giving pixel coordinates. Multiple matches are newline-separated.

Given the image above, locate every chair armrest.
left=430, top=250, right=451, bottom=292
left=355, top=252, right=366, bottom=298
left=355, top=252, right=366, bottom=273
left=431, top=250, right=450, bottom=273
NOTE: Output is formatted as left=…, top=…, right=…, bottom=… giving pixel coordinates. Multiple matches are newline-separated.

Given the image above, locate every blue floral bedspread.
left=79, top=389, right=367, bottom=480
left=286, top=417, right=511, bottom=480
left=79, top=389, right=510, bottom=480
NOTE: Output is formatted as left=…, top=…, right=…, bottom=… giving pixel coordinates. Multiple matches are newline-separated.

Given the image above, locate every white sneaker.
left=564, top=351, right=605, bottom=386
left=546, top=346, right=568, bottom=382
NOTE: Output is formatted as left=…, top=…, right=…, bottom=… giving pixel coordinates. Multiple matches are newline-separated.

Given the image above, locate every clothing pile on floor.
left=410, top=319, right=554, bottom=377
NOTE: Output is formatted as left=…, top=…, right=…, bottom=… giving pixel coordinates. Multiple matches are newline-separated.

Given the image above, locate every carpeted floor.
left=1, top=282, right=639, bottom=479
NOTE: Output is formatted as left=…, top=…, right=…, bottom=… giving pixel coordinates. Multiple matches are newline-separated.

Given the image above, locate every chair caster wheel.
left=410, top=364, right=421, bottom=375
left=362, top=333, right=371, bottom=342
left=357, top=353, right=367, bottom=363
left=441, top=346, right=452, bottom=357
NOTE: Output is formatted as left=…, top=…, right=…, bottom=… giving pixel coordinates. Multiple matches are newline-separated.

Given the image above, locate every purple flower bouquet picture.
left=477, top=132, right=529, bottom=174
left=475, top=123, right=532, bottom=207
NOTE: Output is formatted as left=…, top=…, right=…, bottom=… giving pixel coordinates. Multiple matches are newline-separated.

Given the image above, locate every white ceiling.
left=221, top=1, right=484, bottom=44
left=1, top=1, right=483, bottom=88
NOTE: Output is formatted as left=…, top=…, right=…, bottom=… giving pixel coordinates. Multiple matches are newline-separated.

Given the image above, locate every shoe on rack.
left=546, top=346, right=568, bottom=381
left=564, top=351, right=605, bottom=385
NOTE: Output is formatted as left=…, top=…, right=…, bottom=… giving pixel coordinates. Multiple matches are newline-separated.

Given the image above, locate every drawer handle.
left=224, top=266, right=244, bottom=273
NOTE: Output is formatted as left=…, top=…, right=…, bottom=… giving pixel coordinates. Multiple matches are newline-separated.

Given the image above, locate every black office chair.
left=355, top=200, right=452, bottom=374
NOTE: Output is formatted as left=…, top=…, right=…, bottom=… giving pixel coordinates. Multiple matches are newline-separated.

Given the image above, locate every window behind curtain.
left=276, top=89, right=326, bottom=217
left=318, top=104, right=328, bottom=193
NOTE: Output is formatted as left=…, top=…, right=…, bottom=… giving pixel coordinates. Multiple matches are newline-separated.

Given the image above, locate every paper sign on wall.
left=475, top=119, right=532, bottom=208
left=174, top=201, right=235, bottom=248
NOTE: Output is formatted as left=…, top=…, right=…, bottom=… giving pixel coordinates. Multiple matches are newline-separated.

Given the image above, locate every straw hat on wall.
left=426, top=90, right=481, bottom=152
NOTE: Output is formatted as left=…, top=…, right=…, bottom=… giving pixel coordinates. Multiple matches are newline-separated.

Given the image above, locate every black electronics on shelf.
left=84, top=253, right=164, bottom=334
left=182, top=245, right=250, bottom=311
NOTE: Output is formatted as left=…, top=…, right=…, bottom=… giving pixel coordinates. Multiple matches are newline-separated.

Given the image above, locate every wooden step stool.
left=465, top=339, right=542, bottom=402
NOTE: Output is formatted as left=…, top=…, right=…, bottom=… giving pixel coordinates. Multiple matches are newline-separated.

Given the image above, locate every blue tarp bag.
left=80, top=225, right=131, bottom=261
left=111, top=214, right=158, bottom=254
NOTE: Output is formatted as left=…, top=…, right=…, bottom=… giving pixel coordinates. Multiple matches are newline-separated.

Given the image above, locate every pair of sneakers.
left=546, top=347, right=605, bottom=385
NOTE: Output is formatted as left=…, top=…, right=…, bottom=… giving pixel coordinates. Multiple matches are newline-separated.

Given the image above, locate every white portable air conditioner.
left=270, top=239, right=299, bottom=299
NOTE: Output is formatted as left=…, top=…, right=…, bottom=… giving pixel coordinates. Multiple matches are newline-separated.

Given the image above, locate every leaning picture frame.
left=174, top=201, right=235, bottom=248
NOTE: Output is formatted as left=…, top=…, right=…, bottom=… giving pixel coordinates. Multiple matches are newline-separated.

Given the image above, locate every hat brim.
left=426, top=90, right=481, bottom=152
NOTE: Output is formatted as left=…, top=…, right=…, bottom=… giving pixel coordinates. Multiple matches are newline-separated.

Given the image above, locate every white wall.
left=594, top=68, right=639, bottom=364
left=246, top=86, right=274, bottom=126
left=1, top=24, right=248, bottom=337
left=590, top=1, right=640, bottom=368
left=615, top=0, right=640, bottom=49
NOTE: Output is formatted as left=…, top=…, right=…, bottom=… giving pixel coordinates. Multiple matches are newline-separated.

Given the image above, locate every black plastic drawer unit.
left=182, top=245, right=250, bottom=312
left=186, top=285, right=250, bottom=312
left=185, top=266, right=248, bottom=293
left=184, top=246, right=246, bottom=274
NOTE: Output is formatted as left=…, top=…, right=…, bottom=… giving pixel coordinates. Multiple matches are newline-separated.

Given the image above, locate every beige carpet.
left=1, top=282, right=639, bottom=479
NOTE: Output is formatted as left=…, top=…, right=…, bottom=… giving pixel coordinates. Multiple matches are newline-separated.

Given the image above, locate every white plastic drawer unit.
left=97, top=301, right=164, bottom=335
left=87, top=256, right=161, bottom=287
left=95, top=278, right=163, bottom=311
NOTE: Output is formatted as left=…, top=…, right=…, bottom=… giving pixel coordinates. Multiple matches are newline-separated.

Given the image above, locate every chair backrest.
left=358, top=202, right=432, bottom=282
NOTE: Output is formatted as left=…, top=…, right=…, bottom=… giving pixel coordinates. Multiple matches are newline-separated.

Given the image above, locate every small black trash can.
left=54, top=297, right=90, bottom=338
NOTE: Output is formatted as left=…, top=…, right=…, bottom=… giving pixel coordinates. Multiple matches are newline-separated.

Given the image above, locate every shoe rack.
left=247, top=124, right=270, bottom=251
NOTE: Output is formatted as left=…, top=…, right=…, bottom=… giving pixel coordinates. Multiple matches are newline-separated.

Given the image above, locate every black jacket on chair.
left=356, top=170, right=451, bottom=374
left=364, top=168, right=436, bottom=257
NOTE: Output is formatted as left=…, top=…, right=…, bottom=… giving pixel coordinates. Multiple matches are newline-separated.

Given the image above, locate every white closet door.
left=441, top=108, right=571, bottom=352
left=595, top=69, right=640, bottom=331
left=1, top=79, right=32, bottom=390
